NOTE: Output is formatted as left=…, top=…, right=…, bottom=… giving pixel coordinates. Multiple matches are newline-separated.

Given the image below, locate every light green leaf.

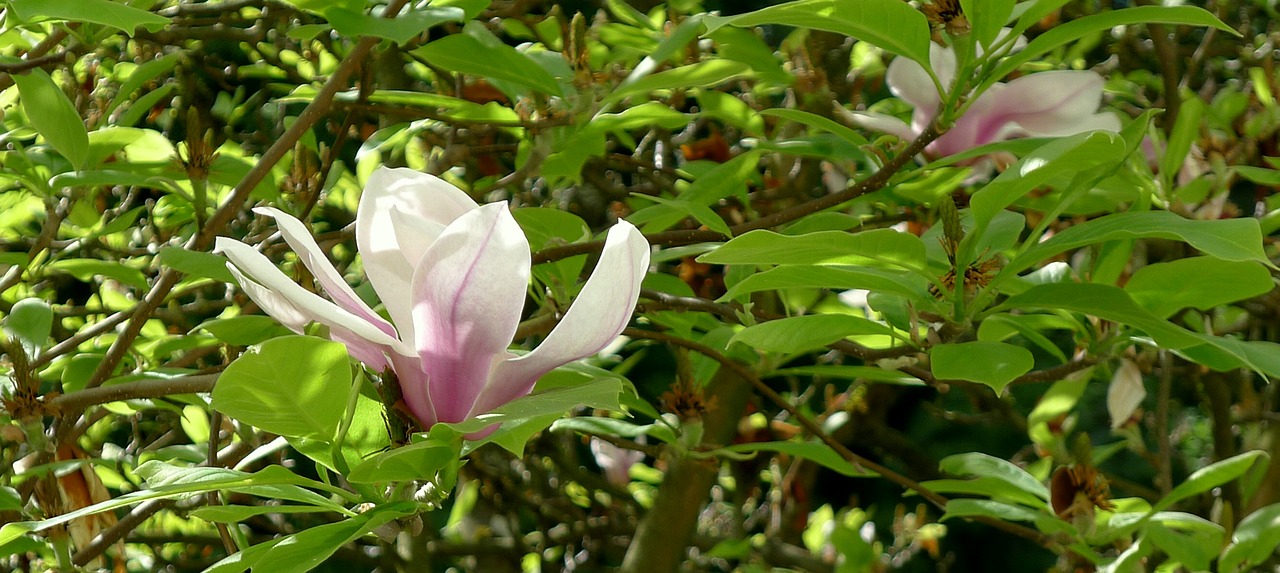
left=1008, top=211, right=1270, bottom=278
left=699, top=229, right=928, bottom=271
left=192, top=316, right=293, bottom=347
left=930, top=342, right=1034, bottom=394
left=1125, top=258, right=1273, bottom=318
left=1154, top=451, right=1269, bottom=512
left=45, top=259, right=149, bottom=291
left=1144, top=513, right=1223, bottom=572
left=190, top=505, right=334, bottom=523
left=760, top=108, right=867, bottom=147
left=211, top=336, right=351, bottom=441
left=3, top=298, right=52, bottom=358
left=158, top=246, right=236, bottom=283
left=918, top=476, right=1045, bottom=508
left=12, top=68, right=89, bottom=170
left=731, top=314, right=902, bottom=354
left=346, top=440, right=456, bottom=483
left=10, top=0, right=169, bottom=35
left=1219, top=503, right=1280, bottom=573
left=443, top=377, right=625, bottom=452
left=705, top=0, right=932, bottom=74
left=724, top=441, right=877, bottom=477
left=941, top=498, right=1044, bottom=523
left=203, top=502, right=414, bottom=573
left=960, top=0, right=1016, bottom=49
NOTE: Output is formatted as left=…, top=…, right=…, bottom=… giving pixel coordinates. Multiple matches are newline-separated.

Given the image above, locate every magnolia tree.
left=1, top=0, right=1279, bottom=572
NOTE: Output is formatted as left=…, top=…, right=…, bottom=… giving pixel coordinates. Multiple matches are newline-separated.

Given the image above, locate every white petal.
left=215, top=237, right=408, bottom=354
left=989, top=71, right=1111, bottom=136
left=1107, top=359, right=1146, bottom=429
left=255, top=207, right=397, bottom=338
left=225, top=265, right=309, bottom=333
left=477, top=219, right=650, bottom=417
left=410, top=203, right=531, bottom=423
left=357, top=167, right=480, bottom=340
left=887, top=50, right=944, bottom=113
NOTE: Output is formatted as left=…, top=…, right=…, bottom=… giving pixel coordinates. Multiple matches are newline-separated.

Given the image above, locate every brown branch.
left=46, top=374, right=218, bottom=411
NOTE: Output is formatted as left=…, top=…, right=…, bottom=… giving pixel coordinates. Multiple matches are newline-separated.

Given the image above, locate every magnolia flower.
left=848, top=41, right=1121, bottom=161
left=215, top=167, right=651, bottom=428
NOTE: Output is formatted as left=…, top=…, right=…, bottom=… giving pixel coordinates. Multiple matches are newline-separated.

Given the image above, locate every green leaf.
left=1026, top=371, right=1091, bottom=446
left=190, top=504, right=333, bottom=523
left=1124, top=258, right=1273, bottom=319
left=204, top=502, right=414, bottom=573
left=444, top=378, right=625, bottom=453
left=605, top=60, right=750, bottom=105
left=941, top=498, right=1044, bottom=523
left=760, top=108, right=868, bottom=147
left=1008, top=211, right=1270, bottom=278
left=960, top=0, right=1016, bottom=49
left=12, top=68, right=89, bottom=170
left=699, top=229, right=928, bottom=271
left=1161, top=95, right=1204, bottom=183
left=719, top=265, right=930, bottom=307
left=45, top=259, right=149, bottom=291
left=731, top=314, right=903, bottom=354
left=3, top=298, right=52, bottom=358
left=939, top=452, right=1050, bottom=502
left=211, top=336, right=352, bottom=441
left=1219, top=503, right=1280, bottom=573
left=192, top=316, right=293, bottom=346
left=10, top=0, right=169, bottom=35
left=629, top=150, right=760, bottom=235
left=1144, top=513, right=1223, bottom=572
left=1154, top=451, right=1269, bottom=512
left=705, top=0, right=932, bottom=74
left=918, top=477, right=1046, bottom=508
left=0, top=463, right=350, bottom=548
left=724, top=441, right=876, bottom=477
left=930, top=342, right=1034, bottom=394
left=634, top=194, right=733, bottom=237
left=158, top=246, right=236, bottom=283
left=976, top=313, right=1069, bottom=363
left=346, top=439, right=457, bottom=484
left=413, top=25, right=562, bottom=96
left=980, top=6, right=1236, bottom=95
left=325, top=6, right=464, bottom=44
left=970, top=131, right=1127, bottom=233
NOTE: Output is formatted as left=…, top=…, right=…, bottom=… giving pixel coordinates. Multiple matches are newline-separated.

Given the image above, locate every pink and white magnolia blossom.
left=215, top=167, right=651, bottom=428
left=848, top=41, right=1121, bottom=160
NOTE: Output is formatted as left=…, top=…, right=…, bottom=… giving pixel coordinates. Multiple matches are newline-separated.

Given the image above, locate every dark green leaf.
left=939, top=452, right=1049, bottom=501
left=1125, top=258, right=1273, bottom=318
left=325, top=6, right=464, bottom=44
left=414, top=26, right=562, bottom=96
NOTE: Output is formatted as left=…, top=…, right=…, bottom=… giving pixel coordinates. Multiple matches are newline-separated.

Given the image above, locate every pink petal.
left=477, top=220, right=650, bottom=418
left=390, top=352, right=436, bottom=428
left=357, top=167, right=480, bottom=339
left=410, top=203, right=531, bottom=423
left=987, top=70, right=1110, bottom=136
left=887, top=49, right=944, bottom=114
left=255, top=207, right=397, bottom=339
left=215, top=237, right=405, bottom=354
left=843, top=111, right=918, bottom=142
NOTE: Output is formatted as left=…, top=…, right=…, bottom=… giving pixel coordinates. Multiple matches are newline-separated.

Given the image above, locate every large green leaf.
left=1124, top=258, right=1274, bottom=318
left=699, top=229, right=928, bottom=271
left=939, top=452, right=1050, bottom=502
left=705, top=0, right=932, bottom=74
left=211, top=336, right=352, bottom=441
left=1144, top=513, right=1223, bottom=573
left=1007, top=211, right=1269, bottom=278
left=930, top=342, right=1034, bottom=394
left=969, top=131, right=1127, bottom=233
left=12, top=68, right=89, bottom=170
left=414, top=24, right=562, bottom=96
left=960, top=0, right=1016, bottom=49
left=346, top=439, right=456, bottom=483
left=1154, top=451, right=1269, bottom=512
left=443, top=377, right=625, bottom=455
left=980, top=6, right=1235, bottom=94
left=730, top=314, right=904, bottom=354
left=10, top=0, right=169, bottom=35
left=45, top=259, right=149, bottom=291
left=999, top=283, right=1202, bottom=348
left=1219, top=503, right=1280, bottom=573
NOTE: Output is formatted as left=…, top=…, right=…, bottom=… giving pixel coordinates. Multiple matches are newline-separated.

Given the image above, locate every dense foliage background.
left=2, top=0, right=1280, bottom=571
